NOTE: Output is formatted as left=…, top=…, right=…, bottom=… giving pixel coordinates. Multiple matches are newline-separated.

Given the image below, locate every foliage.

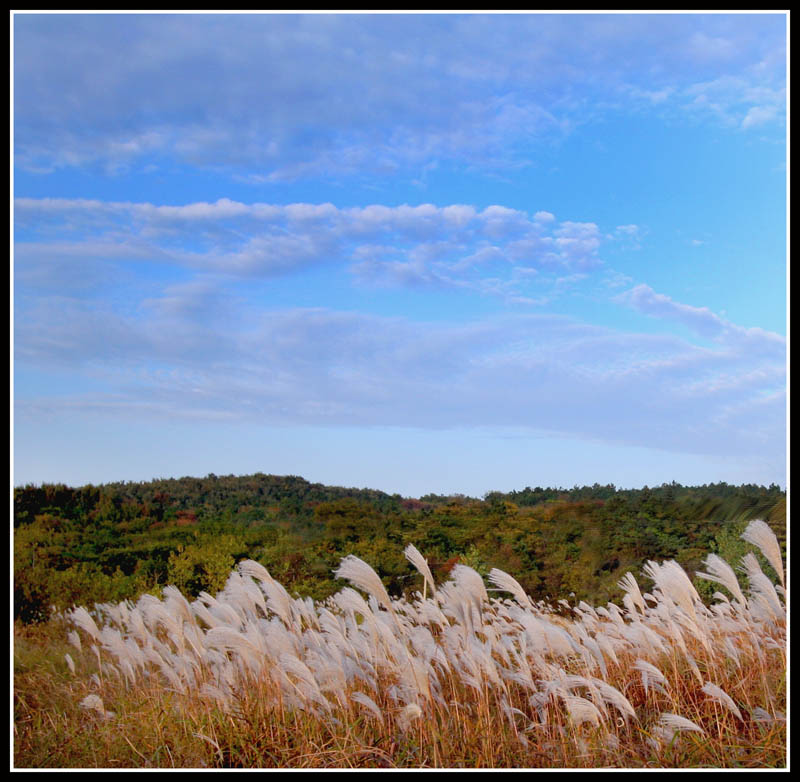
left=13, top=474, right=785, bottom=626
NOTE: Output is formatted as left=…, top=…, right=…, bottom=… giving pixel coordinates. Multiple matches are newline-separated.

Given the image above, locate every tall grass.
left=15, top=520, right=786, bottom=768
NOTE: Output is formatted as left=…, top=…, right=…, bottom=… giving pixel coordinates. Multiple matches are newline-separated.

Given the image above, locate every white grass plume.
left=642, top=559, right=700, bottom=620
left=205, top=626, right=264, bottom=677
left=79, top=693, right=114, bottom=720
left=659, top=712, right=704, bottom=734
left=66, top=630, right=82, bottom=652
left=332, top=586, right=375, bottom=623
left=740, top=552, right=784, bottom=621
left=695, top=553, right=747, bottom=606
left=404, top=544, right=436, bottom=597
left=654, top=712, right=705, bottom=744
left=259, top=578, right=295, bottom=627
left=162, top=584, right=196, bottom=627
left=450, top=564, right=489, bottom=608
left=561, top=694, right=604, bottom=728
left=334, top=555, right=395, bottom=616
left=751, top=707, right=778, bottom=723
left=61, top=533, right=786, bottom=759
left=350, top=691, right=384, bottom=725
left=396, top=702, right=422, bottom=732
left=617, top=572, right=645, bottom=616
left=488, top=567, right=533, bottom=610
left=70, top=606, right=101, bottom=643
left=592, top=679, right=637, bottom=724
left=701, top=681, right=743, bottom=721
left=237, top=559, right=274, bottom=584
left=741, top=519, right=784, bottom=588
left=633, top=659, right=668, bottom=695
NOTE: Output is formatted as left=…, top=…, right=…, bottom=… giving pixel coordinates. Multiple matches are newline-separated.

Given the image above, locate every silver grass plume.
left=641, top=559, right=701, bottom=620
left=695, top=553, right=747, bottom=606
left=221, top=571, right=266, bottom=620
left=350, top=691, right=384, bottom=725
left=66, top=630, right=82, bottom=652
left=260, top=578, right=295, bottom=627
left=79, top=693, right=115, bottom=721
left=658, top=712, right=704, bottom=734
left=162, top=584, right=195, bottom=626
left=205, top=626, right=264, bottom=676
left=617, top=572, right=646, bottom=616
left=332, top=586, right=375, bottom=622
left=279, top=652, right=323, bottom=698
left=450, top=564, right=489, bottom=608
left=561, top=694, right=604, bottom=728
left=197, top=593, right=244, bottom=630
left=653, top=713, right=705, bottom=744
left=488, top=567, right=533, bottom=610
left=79, top=693, right=103, bottom=713
left=70, top=606, right=101, bottom=643
left=238, top=559, right=274, bottom=584
left=397, top=702, right=422, bottom=732
left=701, top=681, right=743, bottom=721
left=334, top=555, right=395, bottom=616
left=741, top=519, right=784, bottom=588
left=593, top=679, right=637, bottom=723
left=404, top=543, right=436, bottom=597
left=633, top=659, right=668, bottom=695
left=740, top=552, right=784, bottom=620
left=751, top=707, right=783, bottom=723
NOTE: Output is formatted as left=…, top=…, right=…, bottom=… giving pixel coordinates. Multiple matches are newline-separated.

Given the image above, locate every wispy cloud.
left=14, top=297, right=785, bottom=463
left=15, top=198, right=608, bottom=302
left=14, top=14, right=786, bottom=179
left=618, top=283, right=786, bottom=358
left=16, top=199, right=785, bottom=464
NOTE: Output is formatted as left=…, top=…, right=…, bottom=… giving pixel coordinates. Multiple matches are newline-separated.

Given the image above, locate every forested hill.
left=14, top=474, right=786, bottom=624
left=14, top=472, right=403, bottom=528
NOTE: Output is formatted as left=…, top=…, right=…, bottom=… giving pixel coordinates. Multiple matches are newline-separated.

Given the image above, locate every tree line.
left=13, top=473, right=786, bottom=624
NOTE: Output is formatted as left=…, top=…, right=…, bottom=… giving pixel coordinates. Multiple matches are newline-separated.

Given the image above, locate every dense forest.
left=13, top=473, right=786, bottom=625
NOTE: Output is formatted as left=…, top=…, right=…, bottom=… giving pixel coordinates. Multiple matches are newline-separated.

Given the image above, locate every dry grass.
left=14, top=520, right=787, bottom=769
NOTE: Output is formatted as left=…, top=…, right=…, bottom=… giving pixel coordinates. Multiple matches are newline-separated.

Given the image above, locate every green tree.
left=167, top=534, right=243, bottom=595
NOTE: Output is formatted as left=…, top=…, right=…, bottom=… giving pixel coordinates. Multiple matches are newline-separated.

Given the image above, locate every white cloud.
left=552, top=222, right=603, bottom=270
left=13, top=14, right=786, bottom=178
left=15, top=197, right=607, bottom=298
left=681, top=76, right=785, bottom=129
left=617, top=283, right=786, bottom=360
left=626, top=86, right=675, bottom=105
left=14, top=195, right=785, bottom=476
left=688, top=32, right=737, bottom=63
left=14, top=300, right=785, bottom=463
left=741, top=105, right=779, bottom=129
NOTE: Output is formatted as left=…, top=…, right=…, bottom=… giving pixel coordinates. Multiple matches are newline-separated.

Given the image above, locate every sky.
left=12, top=12, right=788, bottom=497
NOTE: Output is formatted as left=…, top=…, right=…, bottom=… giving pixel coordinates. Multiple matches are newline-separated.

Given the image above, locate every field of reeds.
left=13, top=519, right=787, bottom=769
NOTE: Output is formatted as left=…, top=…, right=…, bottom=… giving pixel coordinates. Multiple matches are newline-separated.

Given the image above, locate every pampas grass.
left=701, top=681, right=743, bottom=721
left=695, top=554, right=747, bottom=606
left=14, top=522, right=786, bottom=769
left=404, top=544, right=436, bottom=598
left=333, top=555, right=396, bottom=617
left=741, top=519, right=784, bottom=588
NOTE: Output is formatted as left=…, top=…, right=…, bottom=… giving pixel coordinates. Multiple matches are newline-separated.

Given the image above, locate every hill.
left=13, top=473, right=786, bottom=624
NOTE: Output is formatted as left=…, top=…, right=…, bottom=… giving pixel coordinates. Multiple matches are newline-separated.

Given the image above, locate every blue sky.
left=12, top=12, right=787, bottom=496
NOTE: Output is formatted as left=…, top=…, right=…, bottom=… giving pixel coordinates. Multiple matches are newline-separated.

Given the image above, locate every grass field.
left=13, top=520, right=786, bottom=769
